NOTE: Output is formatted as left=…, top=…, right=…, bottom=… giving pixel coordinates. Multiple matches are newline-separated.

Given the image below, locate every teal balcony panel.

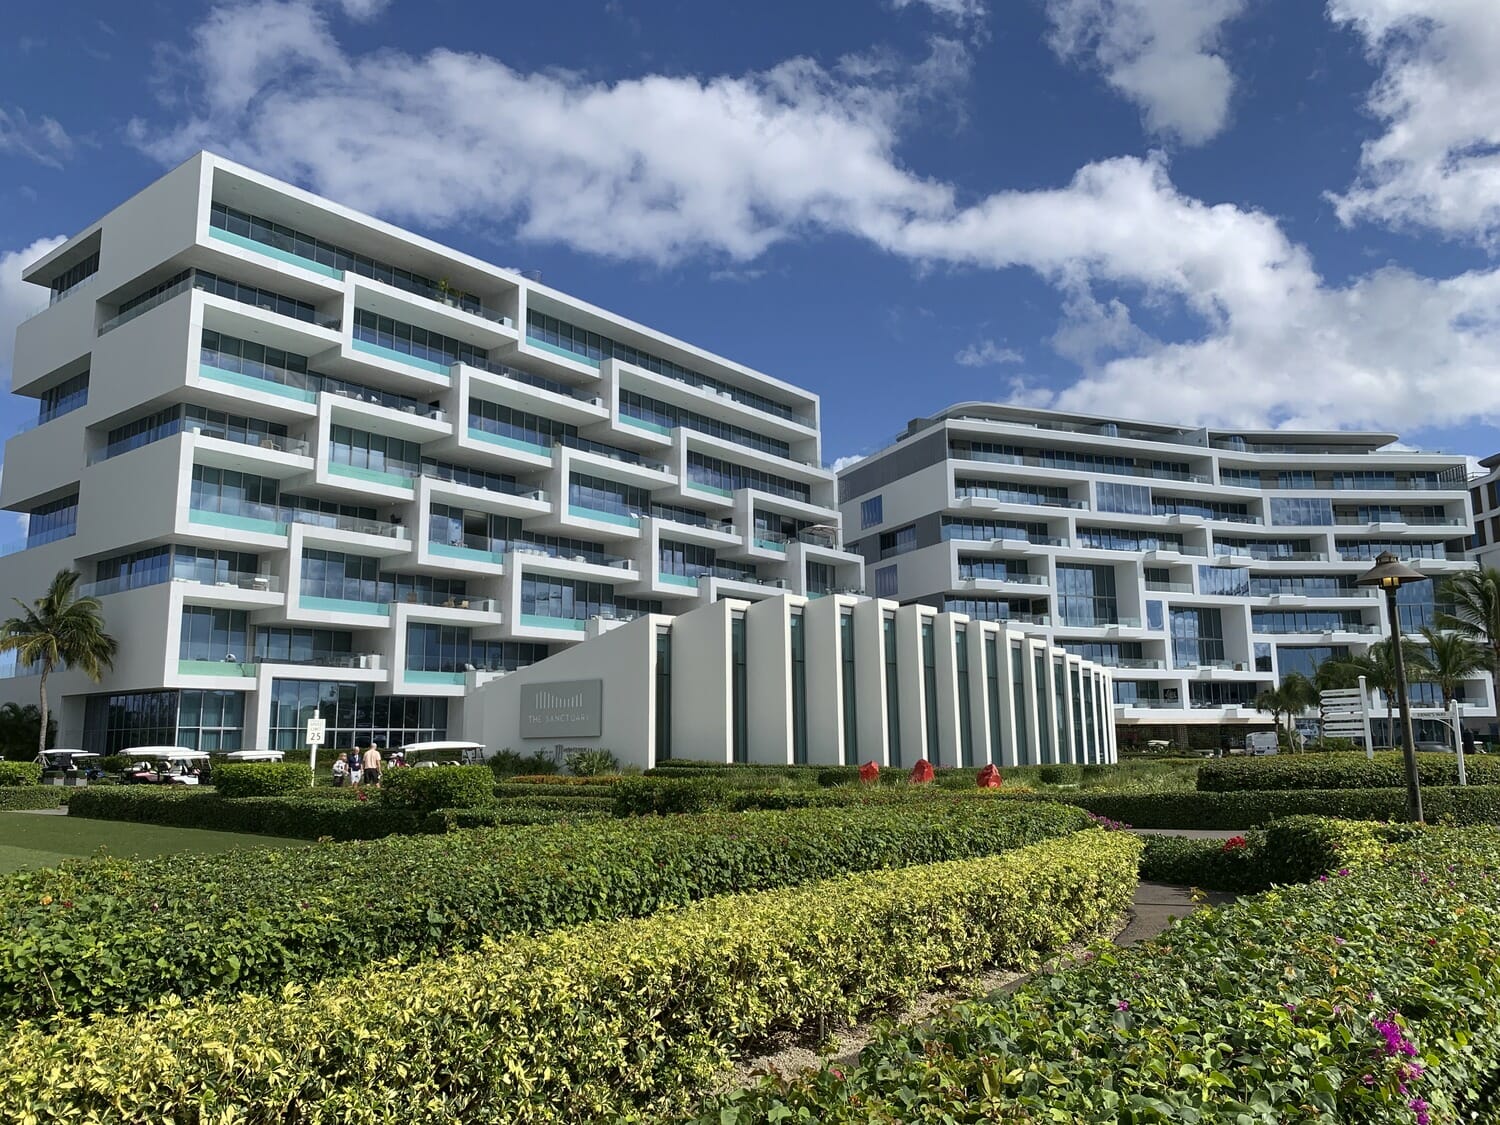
left=329, top=462, right=415, bottom=490
left=208, top=227, right=345, bottom=280
left=352, top=338, right=453, bottom=377
left=188, top=508, right=289, bottom=536
left=404, top=669, right=466, bottom=685
left=300, top=595, right=392, bottom=617
left=518, top=614, right=588, bottom=631
left=198, top=362, right=319, bottom=403
left=525, top=337, right=601, bottom=367
left=429, top=541, right=505, bottom=566
left=466, top=427, right=552, bottom=458
left=567, top=505, right=640, bottom=528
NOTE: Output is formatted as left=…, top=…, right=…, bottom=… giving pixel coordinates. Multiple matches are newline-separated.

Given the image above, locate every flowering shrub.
left=698, top=827, right=1500, bottom=1123
left=0, top=798, right=1091, bottom=1025
left=1085, top=811, right=1130, bottom=831
left=1221, top=834, right=1248, bottom=852
left=0, top=831, right=1142, bottom=1123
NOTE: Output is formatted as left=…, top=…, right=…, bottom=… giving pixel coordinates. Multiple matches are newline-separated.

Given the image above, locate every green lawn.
left=0, top=812, right=307, bottom=874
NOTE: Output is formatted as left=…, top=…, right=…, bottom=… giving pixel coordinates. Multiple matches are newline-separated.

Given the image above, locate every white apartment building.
left=1469, top=453, right=1500, bottom=572
left=839, top=403, right=1495, bottom=744
left=1, top=152, right=863, bottom=754
left=468, top=592, right=1117, bottom=770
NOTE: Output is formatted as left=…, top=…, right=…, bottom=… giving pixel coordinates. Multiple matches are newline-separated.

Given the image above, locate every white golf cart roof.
left=38, top=749, right=99, bottom=760
left=122, top=747, right=210, bottom=760
left=398, top=741, right=484, bottom=754
left=222, top=750, right=286, bottom=761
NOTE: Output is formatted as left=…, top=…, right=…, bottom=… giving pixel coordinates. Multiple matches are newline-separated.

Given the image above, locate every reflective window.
left=267, top=679, right=447, bottom=751
left=860, top=496, right=883, bottom=529
left=1270, top=498, right=1334, bottom=526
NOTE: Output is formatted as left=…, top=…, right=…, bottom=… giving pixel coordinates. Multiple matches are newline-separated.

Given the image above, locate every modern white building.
left=838, top=403, right=1494, bottom=744
left=466, top=592, right=1116, bottom=770
left=0, top=152, right=864, bottom=754
left=1469, top=453, right=1500, bottom=572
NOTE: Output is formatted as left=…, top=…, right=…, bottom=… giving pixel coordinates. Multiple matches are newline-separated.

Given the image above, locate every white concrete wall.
left=669, top=598, right=735, bottom=763
left=745, top=595, right=794, bottom=765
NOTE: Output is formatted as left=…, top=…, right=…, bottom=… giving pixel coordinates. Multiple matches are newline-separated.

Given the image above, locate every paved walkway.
left=1118, top=881, right=1236, bottom=946
left=14, top=807, right=68, bottom=816
left=1132, top=827, right=1245, bottom=839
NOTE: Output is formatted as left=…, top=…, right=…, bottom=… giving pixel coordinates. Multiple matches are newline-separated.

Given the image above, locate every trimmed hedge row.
left=0, top=798, right=1093, bottom=1024
left=67, top=787, right=422, bottom=840
left=1063, top=784, right=1500, bottom=828
left=0, top=761, right=42, bottom=786
left=1139, top=816, right=1404, bottom=892
left=381, top=764, right=494, bottom=812
left=419, top=805, right=612, bottom=832
left=0, top=786, right=65, bottom=811
left=0, top=830, right=1142, bottom=1123
left=1198, top=750, right=1500, bottom=792
left=211, top=761, right=311, bottom=798
left=700, top=828, right=1500, bottom=1124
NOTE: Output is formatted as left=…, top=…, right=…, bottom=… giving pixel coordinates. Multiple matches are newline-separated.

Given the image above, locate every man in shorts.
left=361, top=740, right=383, bottom=787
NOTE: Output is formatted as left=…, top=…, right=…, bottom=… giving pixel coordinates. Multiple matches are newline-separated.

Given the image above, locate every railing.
left=257, top=652, right=380, bottom=669
left=505, top=539, right=634, bottom=569
left=99, top=275, right=193, bottom=334
left=949, top=448, right=1212, bottom=484
left=557, top=433, right=670, bottom=473
left=461, top=358, right=592, bottom=402
left=959, top=572, right=1049, bottom=586
left=1334, top=513, right=1466, bottom=527
left=1112, top=658, right=1168, bottom=670
left=80, top=571, right=282, bottom=598
left=49, top=272, right=97, bottom=306
left=1116, top=697, right=1179, bottom=709
left=1144, top=580, right=1192, bottom=592
left=419, top=462, right=546, bottom=501
left=648, top=505, right=736, bottom=533
left=394, top=591, right=497, bottom=612
left=1215, top=549, right=1328, bottom=562
left=1252, top=586, right=1371, bottom=599
left=1061, top=615, right=1144, bottom=629
left=955, top=490, right=1088, bottom=510
left=190, top=502, right=407, bottom=539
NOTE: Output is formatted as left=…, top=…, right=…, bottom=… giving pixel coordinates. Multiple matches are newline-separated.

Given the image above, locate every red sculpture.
left=976, top=763, right=1003, bottom=788
left=858, top=761, right=880, bottom=784
left=909, top=758, right=935, bottom=784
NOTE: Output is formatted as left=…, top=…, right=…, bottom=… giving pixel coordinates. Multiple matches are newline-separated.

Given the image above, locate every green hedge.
left=210, top=761, right=312, bottom=798
left=419, top=805, right=612, bottom=832
left=0, top=830, right=1141, bottom=1123
left=0, top=798, right=1093, bottom=1025
left=0, top=786, right=65, bottom=811
left=0, top=761, right=41, bottom=786
left=1198, top=750, right=1500, bottom=792
left=493, top=782, right=623, bottom=800
left=491, top=793, right=616, bottom=813
left=1063, top=784, right=1500, bottom=828
left=701, top=828, right=1500, bottom=1124
left=67, top=787, right=420, bottom=840
left=381, top=764, right=494, bottom=812
left=1139, top=816, right=1404, bottom=892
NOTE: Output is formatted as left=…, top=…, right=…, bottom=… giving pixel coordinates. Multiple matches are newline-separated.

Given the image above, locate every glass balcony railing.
left=1144, top=580, right=1193, bottom=593
left=955, top=489, right=1088, bottom=510
left=958, top=572, right=1049, bottom=586
left=647, top=505, right=736, bottom=533
left=189, top=502, right=406, bottom=539
left=459, top=357, right=593, bottom=402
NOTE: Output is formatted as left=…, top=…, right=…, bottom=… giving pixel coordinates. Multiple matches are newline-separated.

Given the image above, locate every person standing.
left=361, top=740, right=383, bottom=787
left=346, top=748, right=362, bottom=787
left=331, top=754, right=348, bottom=786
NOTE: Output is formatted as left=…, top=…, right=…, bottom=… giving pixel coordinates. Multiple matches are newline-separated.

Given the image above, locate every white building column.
left=896, top=605, right=933, bottom=764
left=670, top=599, right=735, bottom=764
left=804, top=594, right=844, bottom=765
left=933, top=613, right=965, bottom=769
left=745, top=595, right=794, bottom=765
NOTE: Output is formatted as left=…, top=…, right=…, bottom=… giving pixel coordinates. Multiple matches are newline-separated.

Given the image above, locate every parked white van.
left=1245, top=731, right=1280, bottom=756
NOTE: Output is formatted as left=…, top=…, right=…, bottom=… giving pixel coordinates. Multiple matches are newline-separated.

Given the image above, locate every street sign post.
left=305, top=714, right=326, bottom=785
left=1319, top=677, right=1374, bottom=759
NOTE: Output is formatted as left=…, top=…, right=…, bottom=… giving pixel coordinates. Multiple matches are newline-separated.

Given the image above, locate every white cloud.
left=1328, top=0, right=1500, bottom=247
left=128, top=1, right=1500, bottom=437
left=332, top=0, right=389, bottom=18
left=829, top=454, right=867, bottom=473
left=1044, top=0, right=1247, bottom=145
left=0, top=107, right=76, bottom=168
left=1, top=236, right=67, bottom=387
left=889, top=0, right=987, bottom=27
left=954, top=339, right=1023, bottom=366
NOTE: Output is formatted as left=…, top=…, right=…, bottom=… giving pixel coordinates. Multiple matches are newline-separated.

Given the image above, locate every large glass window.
left=790, top=614, right=808, bottom=765
left=860, top=496, right=883, bottom=529
left=1095, top=481, right=1152, bottom=514
left=190, top=466, right=279, bottom=518
left=732, top=615, right=748, bottom=763
left=1216, top=536, right=1317, bottom=560
left=267, top=680, right=447, bottom=752
left=1071, top=669, right=1086, bottom=761
left=569, top=474, right=649, bottom=519
left=1337, top=539, right=1447, bottom=561
left=1153, top=497, right=1251, bottom=521
left=957, top=558, right=1031, bottom=581
left=618, top=390, right=791, bottom=458
left=955, top=629, right=973, bottom=768
left=1053, top=657, right=1069, bottom=762
left=955, top=479, right=1073, bottom=507
left=878, top=524, right=918, bottom=559
left=330, top=426, right=422, bottom=478
left=528, top=310, right=808, bottom=423
left=1075, top=527, right=1184, bottom=552
left=47, top=251, right=99, bottom=299
left=1198, top=566, right=1250, bottom=597
left=1060, top=641, right=1146, bottom=667
left=37, top=371, right=89, bottom=424
left=659, top=540, right=717, bottom=580
left=353, top=308, right=488, bottom=370
left=83, top=690, right=243, bottom=754
left=874, top=565, right=898, bottom=599
left=655, top=629, right=672, bottom=762
left=26, top=494, right=78, bottom=548
left=985, top=637, right=1003, bottom=765
left=1057, top=564, right=1118, bottom=627
left=1270, top=497, right=1334, bottom=526
left=94, top=547, right=172, bottom=594
left=254, top=628, right=356, bottom=667
left=686, top=452, right=811, bottom=503
left=1249, top=574, right=1359, bottom=596
left=405, top=624, right=545, bottom=673
left=1276, top=645, right=1350, bottom=679
left=176, top=690, right=245, bottom=751
left=1189, top=682, right=1262, bottom=708
left=841, top=612, right=859, bottom=765
left=1252, top=610, right=1368, bottom=633
left=1396, top=580, right=1437, bottom=634
left=1033, top=652, right=1052, bottom=764
left=1146, top=600, right=1165, bottom=630
left=1010, top=640, right=1029, bottom=765
left=1172, top=608, right=1226, bottom=668
left=178, top=607, right=249, bottom=662
left=942, top=517, right=1050, bottom=545
left=884, top=615, right=901, bottom=767
left=469, top=400, right=576, bottom=451
left=520, top=576, right=658, bottom=622
left=921, top=622, right=940, bottom=764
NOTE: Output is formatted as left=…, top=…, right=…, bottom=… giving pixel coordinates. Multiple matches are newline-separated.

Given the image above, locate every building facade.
left=839, top=403, right=1494, bottom=743
left=1469, top=453, right=1500, bottom=572
left=466, top=593, right=1116, bottom=770
left=1, top=152, right=862, bottom=753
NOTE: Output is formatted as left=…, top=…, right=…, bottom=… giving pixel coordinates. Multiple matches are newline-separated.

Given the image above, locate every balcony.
left=954, top=490, right=1088, bottom=510
left=1144, top=580, right=1193, bottom=593
left=958, top=572, right=1049, bottom=587
left=188, top=501, right=407, bottom=539
left=648, top=506, right=736, bottom=534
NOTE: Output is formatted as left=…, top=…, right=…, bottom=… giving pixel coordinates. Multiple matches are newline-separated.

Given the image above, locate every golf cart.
left=221, top=750, right=286, bottom=762
left=35, top=750, right=102, bottom=786
left=120, top=747, right=211, bottom=785
left=398, top=740, right=487, bottom=769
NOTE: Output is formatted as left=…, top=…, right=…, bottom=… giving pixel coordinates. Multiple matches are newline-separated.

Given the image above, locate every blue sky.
left=2, top=0, right=1499, bottom=470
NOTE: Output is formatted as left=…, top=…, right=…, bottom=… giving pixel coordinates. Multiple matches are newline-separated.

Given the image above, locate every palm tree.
left=1254, top=684, right=1289, bottom=744
left=1279, top=671, right=1319, bottom=748
left=1419, top=626, right=1487, bottom=708
left=0, top=702, right=53, bottom=761
left=1438, top=568, right=1500, bottom=707
left=0, top=570, right=117, bottom=758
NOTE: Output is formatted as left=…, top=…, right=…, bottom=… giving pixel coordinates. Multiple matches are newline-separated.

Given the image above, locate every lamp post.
left=1356, top=551, right=1429, bottom=822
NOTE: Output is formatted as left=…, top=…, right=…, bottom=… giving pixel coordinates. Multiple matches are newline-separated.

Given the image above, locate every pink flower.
left=1116, top=1000, right=1130, bottom=1012
left=1411, top=1097, right=1431, bottom=1125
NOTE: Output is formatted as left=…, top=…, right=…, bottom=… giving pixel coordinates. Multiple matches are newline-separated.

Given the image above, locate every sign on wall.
left=519, top=680, right=604, bottom=738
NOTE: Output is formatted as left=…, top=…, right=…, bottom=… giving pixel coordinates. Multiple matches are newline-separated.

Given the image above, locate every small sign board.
left=305, top=717, right=327, bottom=746
left=519, top=680, right=603, bottom=738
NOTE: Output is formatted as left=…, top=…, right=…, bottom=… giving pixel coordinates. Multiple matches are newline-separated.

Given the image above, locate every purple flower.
left=1411, top=1097, right=1431, bottom=1125
left=1374, top=1015, right=1418, bottom=1058
left=1319, top=874, right=1330, bottom=883
left=1338, top=868, right=1350, bottom=877
left=1334, top=937, right=1346, bottom=946
left=1285, top=1002, right=1297, bottom=1013
left=1361, top=1074, right=1375, bottom=1087
left=1116, top=1000, right=1130, bottom=1012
